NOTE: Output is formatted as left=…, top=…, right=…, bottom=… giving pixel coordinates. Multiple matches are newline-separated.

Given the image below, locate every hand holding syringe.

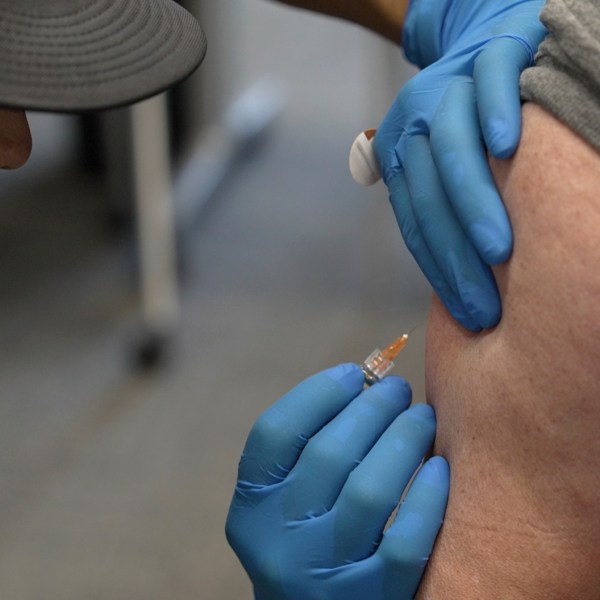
left=227, top=333, right=449, bottom=600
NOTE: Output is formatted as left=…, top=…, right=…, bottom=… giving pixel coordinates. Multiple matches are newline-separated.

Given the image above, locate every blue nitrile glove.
left=374, top=0, right=547, bottom=331
left=226, top=363, right=450, bottom=600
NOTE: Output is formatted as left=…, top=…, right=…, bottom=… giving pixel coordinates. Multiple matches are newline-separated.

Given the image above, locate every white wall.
left=187, top=0, right=417, bottom=132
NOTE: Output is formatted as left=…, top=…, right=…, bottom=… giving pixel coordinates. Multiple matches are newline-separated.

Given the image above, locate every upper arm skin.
left=419, top=103, right=600, bottom=599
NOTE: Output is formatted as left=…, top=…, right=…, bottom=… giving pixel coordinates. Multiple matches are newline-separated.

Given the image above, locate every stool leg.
left=130, top=94, right=179, bottom=366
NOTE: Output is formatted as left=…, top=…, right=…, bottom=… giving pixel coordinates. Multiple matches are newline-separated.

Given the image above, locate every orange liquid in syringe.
left=381, top=334, right=409, bottom=361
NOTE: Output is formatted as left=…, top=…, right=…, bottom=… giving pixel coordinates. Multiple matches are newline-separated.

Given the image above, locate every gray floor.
left=0, top=4, right=430, bottom=599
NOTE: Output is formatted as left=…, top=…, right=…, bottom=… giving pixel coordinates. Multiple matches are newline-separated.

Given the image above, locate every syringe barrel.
left=361, top=348, right=394, bottom=385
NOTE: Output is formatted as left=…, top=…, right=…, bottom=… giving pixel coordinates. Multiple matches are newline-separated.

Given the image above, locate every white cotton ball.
left=349, top=128, right=381, bottom=186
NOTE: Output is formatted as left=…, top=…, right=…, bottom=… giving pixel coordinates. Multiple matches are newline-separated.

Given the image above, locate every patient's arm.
left=267, top=0, right=408, bottom=42
left=420, top=102, right=600, bottom=600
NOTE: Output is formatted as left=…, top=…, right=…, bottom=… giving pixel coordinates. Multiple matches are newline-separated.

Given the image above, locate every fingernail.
left=323, top=363, right=364, bottom=392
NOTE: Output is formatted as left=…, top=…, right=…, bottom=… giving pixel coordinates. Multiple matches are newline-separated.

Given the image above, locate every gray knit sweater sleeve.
left=520, top=0, right=600, bottom=152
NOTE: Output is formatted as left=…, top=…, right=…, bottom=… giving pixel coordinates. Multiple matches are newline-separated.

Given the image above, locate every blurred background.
left=0, top=1, right=428, bottom=598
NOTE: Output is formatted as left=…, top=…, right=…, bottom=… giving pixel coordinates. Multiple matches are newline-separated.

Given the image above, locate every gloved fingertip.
left=416, top=456, right=450, bottom=492
left=476, top=308, right=501, bottom=329
left=456, top=317, right=483, bottom=333
left=490, top=142, right=518, bottom=161
left=441, top=293, right=482, bottom=332
left=456, top=279, right=501, bottom=330
left=322, top=363, right=364, bottom=393
left=468, top=221, right=512, bottom=265
left=484, top=117, right=519, bottom=159
left=375, top=376, right=412, bottom=406
left=405, top=402, right=435, bottom=423
left=377, top=374, right=410, bottom=390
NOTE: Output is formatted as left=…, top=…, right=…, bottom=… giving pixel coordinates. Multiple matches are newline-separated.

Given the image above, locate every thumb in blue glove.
left=226, top=363, right=450, bottom=600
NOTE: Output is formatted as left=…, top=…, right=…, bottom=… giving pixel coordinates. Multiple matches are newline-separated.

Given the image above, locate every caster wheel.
left=134, top=332, right=169, bottom=370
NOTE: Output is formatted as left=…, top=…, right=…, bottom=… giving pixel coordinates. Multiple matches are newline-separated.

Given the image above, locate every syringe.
left=361, top=334, right=409, bottom=385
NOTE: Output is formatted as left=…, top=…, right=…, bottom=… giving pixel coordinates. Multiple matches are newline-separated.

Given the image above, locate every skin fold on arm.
left=419, top=102, right=600, bottom=600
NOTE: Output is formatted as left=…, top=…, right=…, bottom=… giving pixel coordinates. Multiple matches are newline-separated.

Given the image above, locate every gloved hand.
left=226, top=363, right=450, bottom=600
left=374, top=0, right=547, bottom=331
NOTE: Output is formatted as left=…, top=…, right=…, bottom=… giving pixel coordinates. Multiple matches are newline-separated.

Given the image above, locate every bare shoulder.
left=428, top=102, right=600, bottom=408
left=427, top=102, right=600, bottom=407
left=491, top=102, right=600, bottom=239
left=420, top=102, right=600, bottom=600
left=488, top=102, right=600, bottom=379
